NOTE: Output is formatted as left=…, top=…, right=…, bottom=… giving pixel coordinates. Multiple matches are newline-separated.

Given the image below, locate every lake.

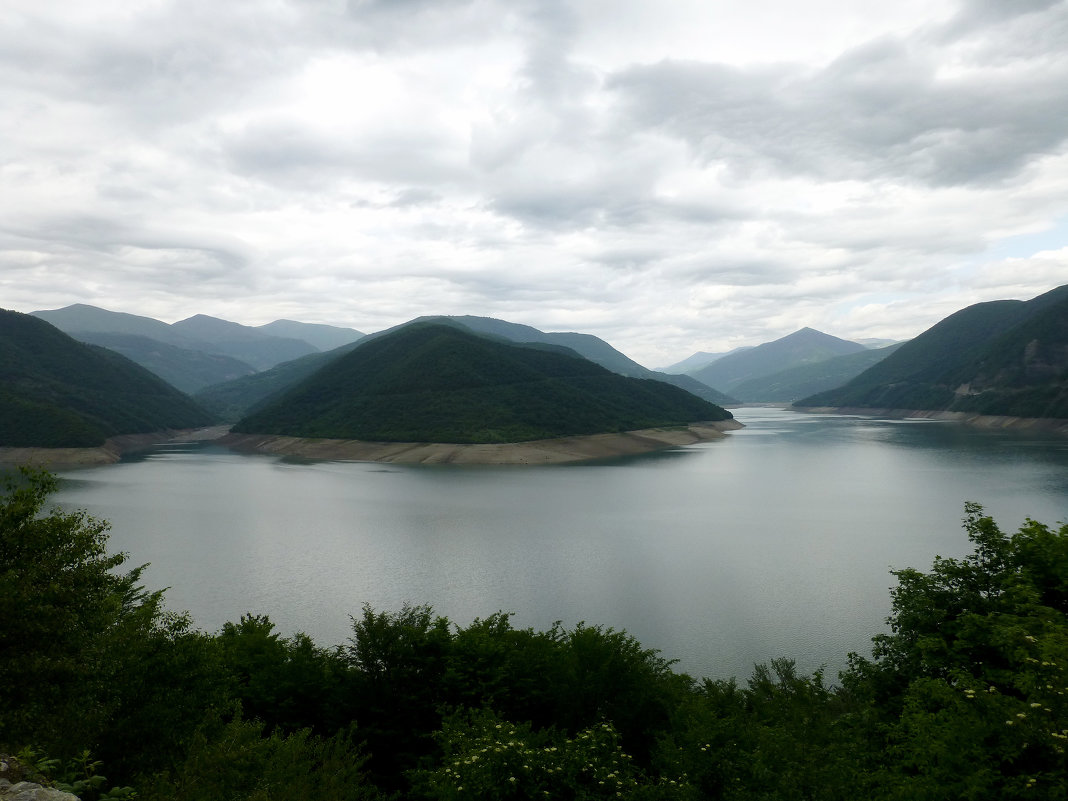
left=51, top=407, right=1068, bottom=682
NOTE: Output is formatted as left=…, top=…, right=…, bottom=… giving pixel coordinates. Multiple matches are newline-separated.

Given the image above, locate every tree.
left=0, top=468, right=153, bottom=750
left=0, top=468, right=229, bottom=776
left=845, top=504, right=1068, bottom=799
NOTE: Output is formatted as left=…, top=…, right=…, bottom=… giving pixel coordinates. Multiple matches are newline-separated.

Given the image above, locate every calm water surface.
left=52, top=408, right=1068, bottom=681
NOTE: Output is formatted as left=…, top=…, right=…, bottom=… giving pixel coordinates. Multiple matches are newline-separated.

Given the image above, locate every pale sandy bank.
left=0, top=425, right=233, bottom=468
left=219, top=420, right=744, bottom=465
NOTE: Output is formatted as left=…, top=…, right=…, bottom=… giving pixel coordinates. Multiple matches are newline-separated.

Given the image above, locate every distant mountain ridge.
left=729, top=342, right=905, bottom=402
left=796, top=285, right=1068, bottom=419
left=67, top=331, right=257, bottom=394
left=0, top=309, right=213, bottom=447
left=234, top=323, right=731, bottom=444
left=657, top=347, right=752, bottom=374
left=30, top=304, right=365, bottom=391
left=688, top=328, right=867, bottom=395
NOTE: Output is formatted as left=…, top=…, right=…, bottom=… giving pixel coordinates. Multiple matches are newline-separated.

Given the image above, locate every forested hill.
left=370, top=314, right=738, bottom=406
left=234, top=322, right=731, bottom=443
left=688, top=327, right=866, bottom=395
left=0, top=309, right=214, bottom=447
left=796, top=284, right=1068, bottom=418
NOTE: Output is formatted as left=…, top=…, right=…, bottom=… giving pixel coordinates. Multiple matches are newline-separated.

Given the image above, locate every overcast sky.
left=3, top=0, right=1067, bottom=367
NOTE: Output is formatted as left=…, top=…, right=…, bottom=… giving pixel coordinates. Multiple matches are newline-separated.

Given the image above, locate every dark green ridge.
left=234, top=322, right=731, bottom=443
left=194, top=340, right=366, bottom=422
left=376, top=314, right=739, bottom=405
left=0, top=309, right=215, bottom=447
left=796, top=284, right=1068, bottom=418
left=200, top=317, right=735, bottom=422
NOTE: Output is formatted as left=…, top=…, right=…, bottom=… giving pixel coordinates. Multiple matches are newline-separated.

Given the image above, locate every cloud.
left=2, top=0, right=1067, bottom=367
left=607, top=2, right=1068, bottom=188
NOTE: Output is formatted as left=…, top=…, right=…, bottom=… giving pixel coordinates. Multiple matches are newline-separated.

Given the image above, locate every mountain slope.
left=68, top=331, right=256, bottom=394
left=657, top=347, right=752, bottom=374
left=203, top=315, right=736, bottom=422
left=33, top=305, right=328, bottom=376
left=0, top=310, right=214, bottom=447
left=234, top=323, right=731, bottom=443
left=256, top=320, right=364, bottom=351
left=690, top=328, right=866, bottom=394
left=194, top=342, right=365, bottom=421
left=171, top=315, right=317, bottom=370
left=405, top=315, right=738, bottom=405
left=731, top=342, right=905, bottom=402
left=796, top=285, right=1068, bottom=418
left=32, top=303, right=194, bottom=346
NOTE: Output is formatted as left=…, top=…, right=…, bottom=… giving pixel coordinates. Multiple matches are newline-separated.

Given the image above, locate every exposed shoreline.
left=794, top=406, right=1068, bottom=435
left=219, top=420, right=744, bottom=465
left=0, top=425, right=233, bottom=468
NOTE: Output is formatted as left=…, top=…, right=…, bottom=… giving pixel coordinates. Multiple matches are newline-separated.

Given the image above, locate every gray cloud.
left=2, top=0, right=1066, bottom=367
left=608, top=3, right=1068, bottom=188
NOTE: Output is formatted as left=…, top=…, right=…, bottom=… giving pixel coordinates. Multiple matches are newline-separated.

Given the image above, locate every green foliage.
left=135, top=715, right=378, bottom=801
left=413, top=709, right=689, bottom=801
left=797, top=284, right=1068, bottom=417
left=846, top=503, right=1068, bottom=798
left=12, top=746, right=137, bottom=801
left=9, top=468, right=1068, bottom=800
left=234, top=323, right=730, bottom=443
left=1, top=467, right=140, bottom=747
left=0, top=468, right=230, bottom=776
left=218, top=614, right=349, bottom=735
left=657, top=660, right=866, bottom=801
left=0, top=309, right=214, bottom=446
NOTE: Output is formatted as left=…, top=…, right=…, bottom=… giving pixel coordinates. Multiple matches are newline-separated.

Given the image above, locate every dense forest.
left=797, top=285, right=1068, bottom=419
left=2, top=469, right=1067, bottom=800
left=0, top=310, right=214, bottom=448
left=235, top=323, right=731, bottom=444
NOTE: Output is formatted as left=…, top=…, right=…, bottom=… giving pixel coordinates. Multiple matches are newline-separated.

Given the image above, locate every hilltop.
left=31, top=304, right=365, bottom=391
left=686, top=328, right=866, bottom=395
left=375, top=315, right=738, bottom=406
left=796, top=284, right=1068, bottom=419
left=233, top=323, right=732, bottom=446
left=198, top=316, right=735, bottom=423
left=730, top=342, right=905, bottom=402
left=0, top=310, right=214, bottom=449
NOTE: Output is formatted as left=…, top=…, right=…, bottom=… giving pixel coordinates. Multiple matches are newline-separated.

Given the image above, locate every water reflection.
left=49, top=407, right=1068, bottom=682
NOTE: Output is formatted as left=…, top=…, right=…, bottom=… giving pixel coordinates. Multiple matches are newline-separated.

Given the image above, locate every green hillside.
left=194, top=342, right=364, bottom=422
left=796, top=285, right=1068, bottom=418
left=70, top=331, right=256, bottom=394
left=731, top=342, right=904, bottom=402
left=170, top=315, right=317, bottom=370
left=201, top=316, right=735, bottom=422
left=377, top=316, right=737, bottom=405
left=689, top=327, right=866, bottom=394
left=33, top=305, right=326, bottom=372
left=0, top=310, right=215, bottom=447
left=234, top=323, right=731, bottom=443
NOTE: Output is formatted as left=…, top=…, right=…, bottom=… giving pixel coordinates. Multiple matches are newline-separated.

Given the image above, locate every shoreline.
left=219, top=420, right=744, bottom=465
left=794, top=406, right=1068, bottom=435
left=0, top=425, right=233, bottom=468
